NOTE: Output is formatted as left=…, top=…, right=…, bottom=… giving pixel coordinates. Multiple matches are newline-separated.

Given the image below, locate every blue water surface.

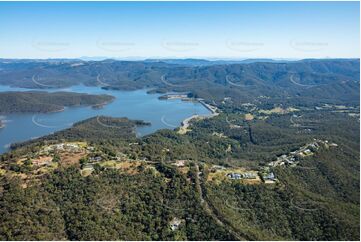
left=0, top=85, right=210, bottom=153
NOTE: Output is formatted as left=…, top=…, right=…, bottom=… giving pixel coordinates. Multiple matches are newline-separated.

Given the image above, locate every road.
left=161, top=74, right=186, bottom=88
left=289, top=74, right=326, bottom=88
left=194, top=164, right=246, bottom=241
left=225, top=75, right=248, bottom=88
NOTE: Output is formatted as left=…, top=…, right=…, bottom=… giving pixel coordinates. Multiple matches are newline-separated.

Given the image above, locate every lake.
left=0, top=85, right=211, bottom=154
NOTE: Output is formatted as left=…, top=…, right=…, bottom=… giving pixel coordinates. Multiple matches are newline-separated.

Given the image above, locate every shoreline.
left=158, top=93, right=218, bottom=115
left=49, top=106, right=66, bottom=113
left=198, top=99, right=218, bottom=115
left=158, top=92, right=219, bottom=133
left=91, top=97, right=115, bottom=109
left=178, top=100, right=219, bottom=134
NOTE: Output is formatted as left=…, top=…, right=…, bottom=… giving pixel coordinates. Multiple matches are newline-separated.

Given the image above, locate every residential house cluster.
left=43, top=143, right=81, bottom=153
left=267, top=139, right=337, bottom=168
left=227, top=172, right=257, bottom=180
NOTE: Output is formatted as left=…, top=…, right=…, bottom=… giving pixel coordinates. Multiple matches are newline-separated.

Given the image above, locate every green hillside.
left=0, top=91, right=114, bottom=114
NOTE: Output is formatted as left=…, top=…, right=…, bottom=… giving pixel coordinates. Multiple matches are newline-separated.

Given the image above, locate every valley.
left=0, top=58, right=359, bottom=240
left=0, top=1, right=359, bottom=240
left=0, top=85, right=210, bottom=153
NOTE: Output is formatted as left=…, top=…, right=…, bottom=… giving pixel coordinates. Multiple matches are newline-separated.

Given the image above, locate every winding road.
left=289, top=74, right=327, bottom=88
left=194, top=164, right=247, bottom=241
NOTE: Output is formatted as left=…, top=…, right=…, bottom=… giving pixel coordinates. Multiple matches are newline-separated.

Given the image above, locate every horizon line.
left=0, top=56, right=359, bottom=61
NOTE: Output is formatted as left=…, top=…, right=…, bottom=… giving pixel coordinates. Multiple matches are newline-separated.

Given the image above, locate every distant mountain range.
left=143, top=58, right=290, bottom=66
left=0, top=57, right=298, bottom=65
left=0, top=57, right=359, bottom=241
left=0, top=58, right=359, bottom=106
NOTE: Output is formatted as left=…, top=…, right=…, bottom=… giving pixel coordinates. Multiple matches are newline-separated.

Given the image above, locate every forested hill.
left=0, top=108, right=359, bottom=240
left=0, top=59, right=359, bottom=106
left=9, top=116, right=150, bottom=150
left=0, top=58, right=359, bottom=240
left=0, top=91, right=114, bottom=114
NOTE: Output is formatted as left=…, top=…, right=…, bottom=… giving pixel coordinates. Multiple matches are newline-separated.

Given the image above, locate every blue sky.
left=0, top=1, right=359, bottom=59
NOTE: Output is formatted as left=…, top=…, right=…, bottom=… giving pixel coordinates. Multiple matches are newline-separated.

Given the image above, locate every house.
left=169, top=217, right=182, bottom=231
left=264, top=172, right=275, bottom=180
left=227, top=173, right=242, bottom=179
left=303, top=149, right=313, bottom=156
left=262, top=172, right=276, bottom=184
left=242, top=172, right=257, bottom=179
left=174, top=160, right=186, bottom=167
left=65, top=143, right=79, bottom=149
left=89, top=156, right=102, bottom=162
left=296, top=149, right=313, bottom=158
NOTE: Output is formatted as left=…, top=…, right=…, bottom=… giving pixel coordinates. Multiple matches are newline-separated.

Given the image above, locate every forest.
left=0, top=106, right=359, bottom=240
left=0, top=58, right=359, bottom=240
left=0, top=59, right=359, bottom=107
